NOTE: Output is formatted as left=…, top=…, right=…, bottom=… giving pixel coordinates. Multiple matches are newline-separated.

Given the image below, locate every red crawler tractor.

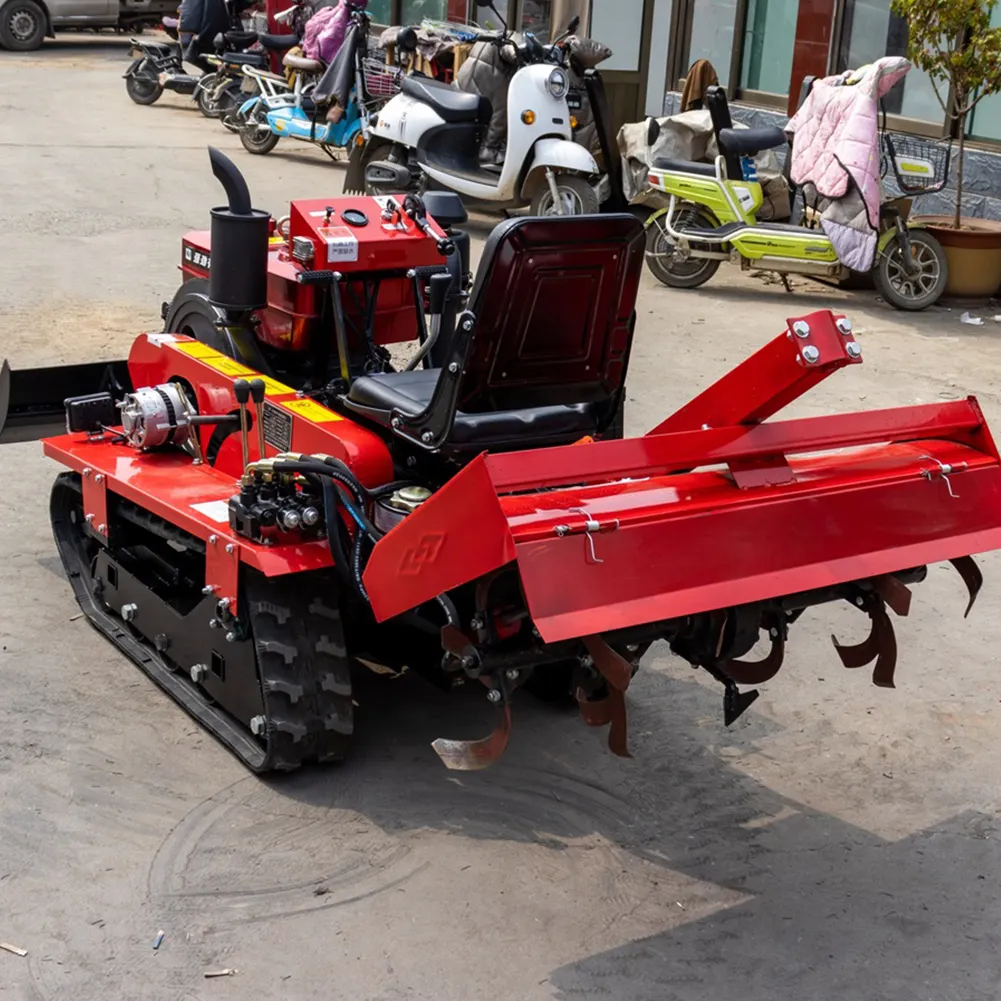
left=3, top=147, right=1001, bottom=771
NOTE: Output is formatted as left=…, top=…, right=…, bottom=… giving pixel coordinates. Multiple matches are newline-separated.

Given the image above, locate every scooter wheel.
left=874, top=228, right=948, bottom=311
left=529, top=174, right=599, bottom=216
left=196, top=75, right=221, bottom=117
left=125, top=61, right=163, bottom=105
left=644, top=205, right=721, bottom=289
left=240, top=118, right=280, bottom=155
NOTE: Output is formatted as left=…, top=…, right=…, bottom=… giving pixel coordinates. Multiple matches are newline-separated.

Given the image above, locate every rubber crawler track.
left=51, top=472, right=353, bottom=772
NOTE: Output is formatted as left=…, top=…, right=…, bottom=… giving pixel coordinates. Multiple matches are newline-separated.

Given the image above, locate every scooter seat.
left=223, top=51, right=267, bottom=66
left=345, top=369, right=597, bottom=446
left=401, top=74, right=489, bottom=124
left=718, top=125, right=787, bottom=157
left=222, top=29, right=258, bottom=48
left=283, top=52, right=323, bottom=72
left=260, top=32, right=300, bottom=51
left=652, top=157, right=717, bottom=177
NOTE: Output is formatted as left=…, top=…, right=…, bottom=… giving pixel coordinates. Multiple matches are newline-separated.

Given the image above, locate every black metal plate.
left=567, top=88, right=583, bottom=111
left=262, top=401, right=292, bottom=452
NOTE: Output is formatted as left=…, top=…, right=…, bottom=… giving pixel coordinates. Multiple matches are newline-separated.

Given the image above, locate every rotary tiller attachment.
left=361, top=310, right=1001, bottom=767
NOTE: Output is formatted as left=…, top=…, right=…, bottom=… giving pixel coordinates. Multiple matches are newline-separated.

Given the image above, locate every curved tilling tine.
left=432, top=705, right=511, bottom=770
left=832, top=596, right=898, bottom=689
left=722, top=620, right=786, bottom=686
left=949, top=556, right=983, bottom=618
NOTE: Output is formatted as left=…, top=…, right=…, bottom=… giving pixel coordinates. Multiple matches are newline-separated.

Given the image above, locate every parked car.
left=0, top=0, right=177, bottom=51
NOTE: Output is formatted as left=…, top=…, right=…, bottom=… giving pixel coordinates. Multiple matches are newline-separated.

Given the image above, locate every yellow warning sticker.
left=173, top=342, right=295, bottom=395
left=174, top=341, right=221, bottom=360
left=269, top=235, right=286, bottom=245
left=282, top=398, right=342, bottom=422
left=257, top=376, right=296, bottom=397
left=208, top=356, right=255, bottom=377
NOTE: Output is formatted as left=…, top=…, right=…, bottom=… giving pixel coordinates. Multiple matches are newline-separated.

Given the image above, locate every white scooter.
left=347, top=6, right=604, bottom=215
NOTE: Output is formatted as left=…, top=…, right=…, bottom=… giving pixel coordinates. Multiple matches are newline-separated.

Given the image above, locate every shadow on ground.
left=217, top=663, right=1001, bottom=1000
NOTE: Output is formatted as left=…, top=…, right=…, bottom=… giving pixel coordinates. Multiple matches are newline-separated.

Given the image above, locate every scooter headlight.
left=547, top=67, right=569, bottom=100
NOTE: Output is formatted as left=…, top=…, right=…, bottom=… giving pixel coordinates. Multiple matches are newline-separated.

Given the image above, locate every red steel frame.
left=39, top=312, right=1001, bottom=643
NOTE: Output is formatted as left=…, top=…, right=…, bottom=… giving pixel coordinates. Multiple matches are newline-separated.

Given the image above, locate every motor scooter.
left=348, top=3, right=605, bottom=215
left=643, top=76, right=951, bottom=310
left=238, top=3, right=398, bottom=158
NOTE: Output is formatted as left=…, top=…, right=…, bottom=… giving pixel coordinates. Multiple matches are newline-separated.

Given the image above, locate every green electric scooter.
left=643, top=82, right=950, bottom=311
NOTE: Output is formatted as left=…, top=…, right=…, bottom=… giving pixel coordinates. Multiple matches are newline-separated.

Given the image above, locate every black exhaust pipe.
left=207, top=147, right=270, bottom=314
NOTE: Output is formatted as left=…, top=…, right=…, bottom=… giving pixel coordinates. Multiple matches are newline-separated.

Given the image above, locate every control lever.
left=406, top=272, right=453, bottom=371
left=403, top=193, right=455, bottom=257
left=249, top=377, right=266, bottom=460
left=233, top=378, right=251, bottom=470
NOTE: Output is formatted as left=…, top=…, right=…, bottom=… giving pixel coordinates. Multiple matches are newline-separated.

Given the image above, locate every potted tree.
left=892, top=0, right=1001, bottom=296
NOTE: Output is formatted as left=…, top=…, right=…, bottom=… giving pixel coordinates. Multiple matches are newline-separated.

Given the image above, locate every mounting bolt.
left=94, top=473, right=104, bottom=484
left=97, top=524, right=106, bottom=534
left=801, top=345, right=821, bottom=365
left=579, top=653, right=594, bottom=669
left=391, top=417, right=401, bottom=429
left=250, top=714, right=267, bottom=736
left=201, top=585, right=216, bottom=596
left=846, top=342, right=862, bottom=359
left=448, top=362, right=459, bottom=374
left=85, top=513, right=95, bottom=523
left=421, top=431, right=433, bottom=443
left=836, top=317, right=853, bottom=335
left=469, top=616, right=484, bottom=631
left=82, top=467, right=92, bottom=477
left=486, top=688, right=503, bottom=704
left=505, top=668, right=519, bottom=681
left=792, top=320, right=811, bottom=338
left=225, top=543, right=235, bottom=554
left=855, top=596, right=865, bottom=607
left=462, top=320, right=473, bottom=331
left=208, top=534, right=218, bottom=545
left=120, top=603, right=138, bottom=622
left=217, top=597, right=231, bottom=614
left=225, top=630, right=237, bottom=643
left=190, top=663, right=207, bottom=683
left=209, top=619, right=220, bottom=629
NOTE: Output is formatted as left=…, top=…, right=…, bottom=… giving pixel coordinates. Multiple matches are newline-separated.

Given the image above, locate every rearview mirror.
left=646, top=116, right=660, bottom=147
left=475, top=0, right=492, bottom=7
left=567, top=14, right=579, bottom=33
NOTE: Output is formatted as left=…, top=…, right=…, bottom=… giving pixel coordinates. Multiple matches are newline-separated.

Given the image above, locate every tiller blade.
left=832, top=595, right=898, bottom=688
left=950, top=555, right=983, bottom=618
left=432, top=705, right=511, bottom=771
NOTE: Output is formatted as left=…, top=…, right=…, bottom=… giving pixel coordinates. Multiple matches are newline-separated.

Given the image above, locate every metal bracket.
left=80, top=466, right=108, bottom=540
left=204, top=532, right=240, bottom=616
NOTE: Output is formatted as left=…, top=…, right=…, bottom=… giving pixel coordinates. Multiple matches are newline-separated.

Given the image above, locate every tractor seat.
left=652, top=157, right=717, bottom=177
left=283, top=51, right=323, bottom=72
left=259, top=32, right=299, bottom=51
left=341, top=213, right=645, bottom=455
left=346, top=370, right=598, bottom=445
left=401, top=74, right=489, bottom=124
left=717, top=125, right=787, bottom=158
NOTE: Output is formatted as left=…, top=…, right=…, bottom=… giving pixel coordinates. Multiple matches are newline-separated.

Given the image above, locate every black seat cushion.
left=259, top=31, right=299, bottom=50
left=345, top=369, right=597, bottom=446
left=222, top=28, right=258, bottom=48
left=401, top=74, right=488, bottom=124
left=652, top=157, right=716, bottom=177
left=222, top=50, right=266, bottom=65
left=718, top=125, right=787, bottom=157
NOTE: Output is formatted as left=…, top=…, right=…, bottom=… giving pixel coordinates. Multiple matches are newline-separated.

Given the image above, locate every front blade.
left=0, top=359, right=130, bottom=445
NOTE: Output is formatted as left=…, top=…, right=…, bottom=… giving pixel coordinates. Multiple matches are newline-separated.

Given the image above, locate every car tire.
left=0, top=0, right=46, bottom=50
